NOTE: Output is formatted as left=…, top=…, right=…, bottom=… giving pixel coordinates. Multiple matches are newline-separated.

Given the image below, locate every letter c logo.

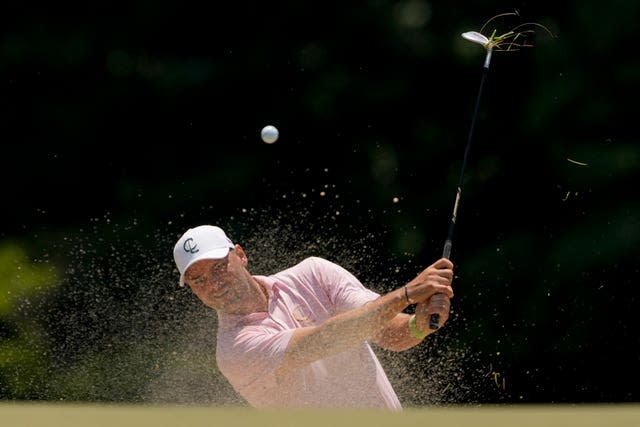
left=183, top=238, right=199, bottom=254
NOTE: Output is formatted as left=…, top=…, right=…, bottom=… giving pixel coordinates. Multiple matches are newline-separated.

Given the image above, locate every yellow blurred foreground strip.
left=0, top=402, right=638, bottom=427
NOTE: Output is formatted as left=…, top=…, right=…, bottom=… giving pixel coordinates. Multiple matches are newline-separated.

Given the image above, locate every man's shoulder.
left=288, top=256, right=339, bottom=272
left=270, top=257, right=342, bottom=283
left=299, top=256, right=332, bottom=265
left=281, top=257, right=358, bottom=287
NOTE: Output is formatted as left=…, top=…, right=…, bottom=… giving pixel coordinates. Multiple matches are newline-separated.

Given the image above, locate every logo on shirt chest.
left=291, top=304, right=314, bottom=324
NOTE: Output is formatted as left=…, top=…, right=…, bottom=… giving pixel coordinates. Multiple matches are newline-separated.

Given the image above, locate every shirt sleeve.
left=216, top=322, right=295, bottom=396
left=304, top=257, right=380, bottom=313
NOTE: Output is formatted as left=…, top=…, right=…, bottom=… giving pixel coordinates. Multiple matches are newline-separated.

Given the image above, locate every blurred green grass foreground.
left=1, top=402, right=639, bottom=427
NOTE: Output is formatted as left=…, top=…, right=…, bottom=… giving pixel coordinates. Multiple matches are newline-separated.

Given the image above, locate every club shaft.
left=429, top=49, right=492, bottom=330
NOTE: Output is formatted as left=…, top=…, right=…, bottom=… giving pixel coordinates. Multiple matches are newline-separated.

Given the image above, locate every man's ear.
left=234, top=244, right=248, bottom=266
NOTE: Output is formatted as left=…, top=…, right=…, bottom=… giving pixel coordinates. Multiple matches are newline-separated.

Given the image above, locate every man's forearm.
left=276, top=288, right=407, bottom=377
left=373, top=313, right=430, bottom=352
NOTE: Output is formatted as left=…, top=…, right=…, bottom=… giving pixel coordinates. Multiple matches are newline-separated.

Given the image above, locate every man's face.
left=184, top=249, right=254, bottom=313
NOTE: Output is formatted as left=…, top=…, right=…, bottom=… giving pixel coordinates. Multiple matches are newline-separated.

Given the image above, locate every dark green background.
left=1, top=1, right=638, bottom=405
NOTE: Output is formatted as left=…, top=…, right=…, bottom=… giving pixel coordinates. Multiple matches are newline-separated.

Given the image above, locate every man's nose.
left=206, top=273, right=225, bottom=290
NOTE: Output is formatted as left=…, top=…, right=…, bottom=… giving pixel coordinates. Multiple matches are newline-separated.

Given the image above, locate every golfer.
left=173, top=225, right=454, bottom=409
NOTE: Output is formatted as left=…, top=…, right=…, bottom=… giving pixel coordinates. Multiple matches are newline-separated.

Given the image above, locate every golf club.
left=429, top=32, right=493, bottom=330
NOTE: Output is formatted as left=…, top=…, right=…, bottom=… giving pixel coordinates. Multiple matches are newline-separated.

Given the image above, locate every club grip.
left=429, top=239, right=452, bottom=330
left=442, top=239, right=452, bottom=259
left=429, top=313, right=441, bottom=330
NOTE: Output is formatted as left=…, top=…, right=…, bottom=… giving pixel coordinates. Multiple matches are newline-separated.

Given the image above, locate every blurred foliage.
left=0, top=242, right=57, bottom=315
left=0, top=0, right=638, bottom=404
left=0, top=242, right=58, bottom=398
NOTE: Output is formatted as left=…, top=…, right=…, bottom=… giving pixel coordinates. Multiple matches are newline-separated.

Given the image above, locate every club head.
left=462, top=31, right=489, bottom=47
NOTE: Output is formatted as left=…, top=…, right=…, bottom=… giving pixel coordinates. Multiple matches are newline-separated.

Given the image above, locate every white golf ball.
left=261, top=125, right=279, bottom=144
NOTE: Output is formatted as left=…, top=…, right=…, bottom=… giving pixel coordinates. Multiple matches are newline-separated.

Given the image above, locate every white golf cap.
left=173, top=225, right=235, bottom=286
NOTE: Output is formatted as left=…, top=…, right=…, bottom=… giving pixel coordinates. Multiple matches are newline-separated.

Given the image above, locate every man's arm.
left=275, top=258, right=453, bottom=378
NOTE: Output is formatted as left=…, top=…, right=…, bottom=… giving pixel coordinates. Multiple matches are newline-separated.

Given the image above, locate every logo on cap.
left=183, top=238, right=199, bottom=254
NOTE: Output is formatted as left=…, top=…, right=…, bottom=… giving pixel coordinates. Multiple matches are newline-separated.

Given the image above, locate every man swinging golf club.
left=173, top=225, right=454, bottom=409
left=171, top=13, right=551, bottom=410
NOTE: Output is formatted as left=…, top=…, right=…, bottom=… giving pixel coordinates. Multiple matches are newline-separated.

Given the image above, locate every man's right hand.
left=403, top=257, right=454, bottom=305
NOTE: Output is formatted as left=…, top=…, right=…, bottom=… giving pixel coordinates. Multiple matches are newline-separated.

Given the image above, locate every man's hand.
left=415, top=292, right=452, bottom=334
left=404, top=257, right=453, bottom=335
left=404, top=257, right=454, bottom=305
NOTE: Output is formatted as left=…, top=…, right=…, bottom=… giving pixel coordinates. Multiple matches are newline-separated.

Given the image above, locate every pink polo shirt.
left=215, top=256, right=402, bottom=410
